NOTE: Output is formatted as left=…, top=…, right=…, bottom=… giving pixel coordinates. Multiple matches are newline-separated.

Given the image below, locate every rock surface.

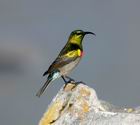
left=38, top=82, right=140, bottom=125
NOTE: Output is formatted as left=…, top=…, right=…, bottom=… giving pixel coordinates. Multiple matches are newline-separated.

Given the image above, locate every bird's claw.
left=76, top=81, right=86, bottom=85
left=67, top=79, right=75, bottom=83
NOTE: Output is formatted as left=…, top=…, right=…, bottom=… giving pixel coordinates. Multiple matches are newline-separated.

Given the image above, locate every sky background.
left=0, top=0, right=140, bottom=124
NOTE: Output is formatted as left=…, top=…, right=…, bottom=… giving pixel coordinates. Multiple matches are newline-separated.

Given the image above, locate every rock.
left=38, top=82, right=140, bottom=125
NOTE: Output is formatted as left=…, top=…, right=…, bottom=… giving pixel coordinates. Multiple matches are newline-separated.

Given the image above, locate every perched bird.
left=36, top=30, right=95, bottom=97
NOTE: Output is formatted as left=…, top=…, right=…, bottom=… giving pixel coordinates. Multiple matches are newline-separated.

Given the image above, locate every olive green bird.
left=36, top=30, right=95, bottom=97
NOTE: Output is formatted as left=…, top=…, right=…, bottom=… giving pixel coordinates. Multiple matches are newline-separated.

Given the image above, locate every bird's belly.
left=59, top=58, right=81, bottom=75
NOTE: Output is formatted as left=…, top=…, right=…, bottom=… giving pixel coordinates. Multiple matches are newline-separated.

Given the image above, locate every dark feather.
left=43, top=70, right=48, bottom=76
left=36, top=78, right=52, bottom=97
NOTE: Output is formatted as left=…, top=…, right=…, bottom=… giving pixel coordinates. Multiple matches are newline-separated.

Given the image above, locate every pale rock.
left=39, top=82, right=140, bottom=125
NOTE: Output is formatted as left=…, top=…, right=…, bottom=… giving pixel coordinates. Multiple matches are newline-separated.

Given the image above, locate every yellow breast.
left=77, top=49, right=81, bottom=56
left=65, top=49, right=82, bottom=58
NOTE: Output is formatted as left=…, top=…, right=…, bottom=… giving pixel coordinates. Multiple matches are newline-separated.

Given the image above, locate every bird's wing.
left=43, top=50, right=80, bottom=76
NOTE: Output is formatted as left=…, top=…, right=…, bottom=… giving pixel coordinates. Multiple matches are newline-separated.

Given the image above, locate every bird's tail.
left=36, top=70, right=61, bottom=97
left=36, top=78, right=52, bottom=97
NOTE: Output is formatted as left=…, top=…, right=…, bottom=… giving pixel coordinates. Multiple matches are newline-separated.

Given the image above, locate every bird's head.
left=68, top=30, right=95, bottom=45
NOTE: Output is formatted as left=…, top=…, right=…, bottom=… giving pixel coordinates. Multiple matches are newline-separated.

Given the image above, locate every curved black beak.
left=84, top=31, right=96, bottom=36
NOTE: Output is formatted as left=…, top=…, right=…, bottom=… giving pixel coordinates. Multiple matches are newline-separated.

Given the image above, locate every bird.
left=36, top=30, right=95, bottom=97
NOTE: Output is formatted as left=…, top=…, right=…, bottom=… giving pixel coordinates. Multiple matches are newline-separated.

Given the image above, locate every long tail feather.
left=36, top=79, right=52, bottom=97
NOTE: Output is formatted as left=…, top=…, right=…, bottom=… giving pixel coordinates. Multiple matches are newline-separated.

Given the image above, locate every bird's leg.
left=65, top=76, right=86, bottom=85
left=65, top=76, right=75, bottom=82
left=62, top=76, right=76, bottom=89
left=62, top=76, right=86, bottom=90
left=64, top=76, right=80, bottom=90
left=62, top=76, right=70, bottom=89
left=61, top=76, right=67, bottom=83
left=62, top=75, right=75, bottom=85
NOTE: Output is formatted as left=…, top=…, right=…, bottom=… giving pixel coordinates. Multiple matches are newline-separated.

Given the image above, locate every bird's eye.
left=76, top=33, right=81, bottom=35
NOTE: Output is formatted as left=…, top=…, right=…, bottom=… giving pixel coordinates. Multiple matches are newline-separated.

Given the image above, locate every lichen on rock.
left=39, top=82, right=140, bottom=125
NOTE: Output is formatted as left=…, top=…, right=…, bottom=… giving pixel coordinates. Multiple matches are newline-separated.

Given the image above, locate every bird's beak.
left=84, top=31, right=96, bottom=36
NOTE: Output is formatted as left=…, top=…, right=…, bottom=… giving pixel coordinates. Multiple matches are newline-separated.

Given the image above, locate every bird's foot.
left=67, top=79, right=75, bottom=83
left=63, top=80, right=86, bottom=90
left=75, top=81, right=86, bottom=85
left=70, top=81, right=86, bottom=89
left=62, top=76, right=86, bottom=90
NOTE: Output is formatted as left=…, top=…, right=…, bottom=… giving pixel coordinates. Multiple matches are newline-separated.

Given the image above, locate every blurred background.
left=0, top=0, right=140, bottom=124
